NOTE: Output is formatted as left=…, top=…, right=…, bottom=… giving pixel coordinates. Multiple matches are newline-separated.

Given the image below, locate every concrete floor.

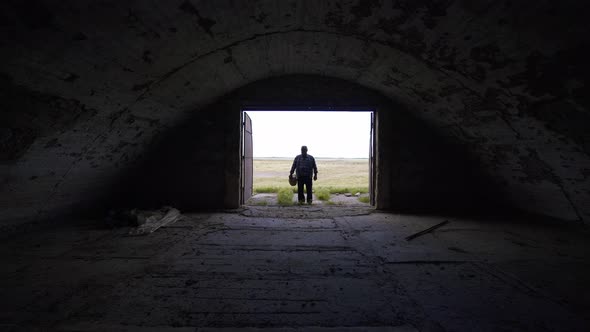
left=246, top=193, right=371, bottom=206
left=1, top=207, right=589, bottom=331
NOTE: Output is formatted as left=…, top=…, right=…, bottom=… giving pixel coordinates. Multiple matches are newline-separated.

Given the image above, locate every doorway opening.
left=241, top=109, right=375, bottom=207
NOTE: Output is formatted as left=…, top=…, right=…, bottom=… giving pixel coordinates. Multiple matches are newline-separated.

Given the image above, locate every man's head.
left=301, top=145, right=308, bottom=156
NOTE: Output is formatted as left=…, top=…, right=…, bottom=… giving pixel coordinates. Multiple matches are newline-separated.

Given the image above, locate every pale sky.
left=245, top=111, right=372, bottom=158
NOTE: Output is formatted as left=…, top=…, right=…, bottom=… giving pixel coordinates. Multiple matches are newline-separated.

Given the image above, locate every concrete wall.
left=1, top=1, right=589, bottom=227
left=112, top=102, right=240, bottom=211
left=376, top=102, right=503, bottom=213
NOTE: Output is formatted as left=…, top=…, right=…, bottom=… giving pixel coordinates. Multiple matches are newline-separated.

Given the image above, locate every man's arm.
left=290, top=156, right=298, bottom=176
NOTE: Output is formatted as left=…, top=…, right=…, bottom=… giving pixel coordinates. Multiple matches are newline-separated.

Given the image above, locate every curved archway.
left=1, top=1, right=587, bottom=226
left=116, top=75, right=504, bottom=215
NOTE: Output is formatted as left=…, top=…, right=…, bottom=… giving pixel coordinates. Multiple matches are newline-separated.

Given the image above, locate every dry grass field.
left=253, top=158, right=369, bottom=194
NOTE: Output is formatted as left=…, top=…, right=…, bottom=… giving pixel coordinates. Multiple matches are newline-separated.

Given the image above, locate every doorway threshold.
left=240, top=204, right=375, bottom=219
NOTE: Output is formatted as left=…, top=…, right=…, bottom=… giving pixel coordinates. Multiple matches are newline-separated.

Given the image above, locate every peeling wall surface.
left=1, top=0, right=589, bottom=227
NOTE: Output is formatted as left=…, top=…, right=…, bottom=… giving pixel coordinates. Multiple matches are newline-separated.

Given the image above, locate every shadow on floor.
left=2, top=210, right=589, bottom=331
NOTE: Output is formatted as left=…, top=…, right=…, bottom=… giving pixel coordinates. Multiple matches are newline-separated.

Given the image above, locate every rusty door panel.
left=242, top=112, right=253, bottom=203
left=369, top=111, right=375, bottom=206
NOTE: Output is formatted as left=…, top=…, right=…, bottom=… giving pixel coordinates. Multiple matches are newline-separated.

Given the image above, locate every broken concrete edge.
left=239, top=205, right=377, bottom=219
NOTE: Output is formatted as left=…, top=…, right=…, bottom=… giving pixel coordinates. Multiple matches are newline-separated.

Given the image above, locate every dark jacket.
left=290, top=154, right=318, bottom=178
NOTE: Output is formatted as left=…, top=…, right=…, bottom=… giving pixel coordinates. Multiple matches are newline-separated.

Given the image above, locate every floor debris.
left=128, top=207, right=181, bottom=236
left=405, top=220, right=450, bottom=241
left=3, top=210, right=590, bottom=330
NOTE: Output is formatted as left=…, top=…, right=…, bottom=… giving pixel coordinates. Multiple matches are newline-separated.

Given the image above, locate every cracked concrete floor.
left=1, top=207, right=589, bottom=331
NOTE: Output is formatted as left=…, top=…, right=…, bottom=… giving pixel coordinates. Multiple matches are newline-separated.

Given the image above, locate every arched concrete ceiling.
left=1, top=0, right=589, bottom=225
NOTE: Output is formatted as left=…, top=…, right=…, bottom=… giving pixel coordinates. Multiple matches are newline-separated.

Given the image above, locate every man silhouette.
left=289, top=146, right=318, bottom=205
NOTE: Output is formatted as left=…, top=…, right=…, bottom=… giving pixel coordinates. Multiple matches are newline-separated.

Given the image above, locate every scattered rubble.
left=106, top=206, right=181, bottom=236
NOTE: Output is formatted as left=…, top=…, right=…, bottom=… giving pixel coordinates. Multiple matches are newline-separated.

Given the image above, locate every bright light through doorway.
left=245, top=111, right=371, bottom=158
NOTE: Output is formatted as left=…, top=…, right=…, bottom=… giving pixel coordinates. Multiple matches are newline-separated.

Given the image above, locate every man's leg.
left=297, top=178, right=305, bottom=203
left=306, top=176, right=313, bottom=204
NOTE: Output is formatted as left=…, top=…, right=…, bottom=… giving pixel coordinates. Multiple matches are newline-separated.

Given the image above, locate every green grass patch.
left=358, top=196, right=370, bottom=204
left=277, top=187, right=294, bottom=205
left=316, top=188, right=331, bottom=201
left=254, top=186, right=280, bottom=193
left=325, top=186, right=369, bottom=194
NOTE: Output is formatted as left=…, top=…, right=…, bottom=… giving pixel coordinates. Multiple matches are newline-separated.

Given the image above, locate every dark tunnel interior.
left=1, top=1, right=589, bottom=330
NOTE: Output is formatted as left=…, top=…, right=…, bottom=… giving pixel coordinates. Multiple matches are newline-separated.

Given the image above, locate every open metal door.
left=242, top=112, right=253, bottom=204
left=369, top=112, right=375, bottom=206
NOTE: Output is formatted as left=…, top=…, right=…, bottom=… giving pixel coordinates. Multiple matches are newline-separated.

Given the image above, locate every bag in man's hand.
left=288, top=174, right=297, bottom=186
